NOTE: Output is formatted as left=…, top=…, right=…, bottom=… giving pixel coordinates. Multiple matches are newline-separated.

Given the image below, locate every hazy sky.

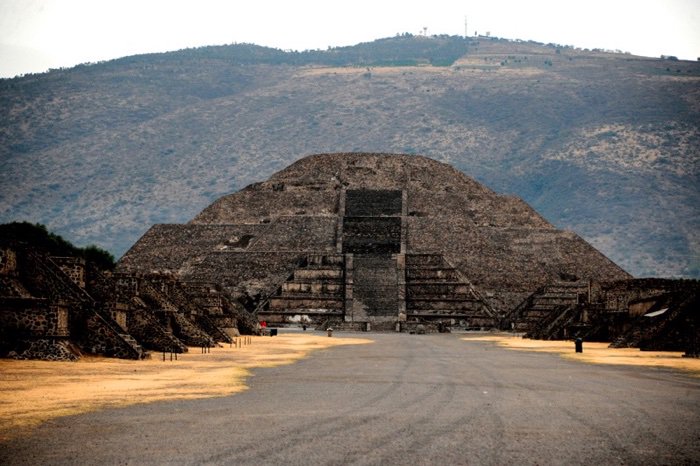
left=1, top=0, right=698, bottom=78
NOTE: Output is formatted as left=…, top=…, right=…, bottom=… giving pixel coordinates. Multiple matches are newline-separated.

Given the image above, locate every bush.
left=0, top=221, right=115, bottom=270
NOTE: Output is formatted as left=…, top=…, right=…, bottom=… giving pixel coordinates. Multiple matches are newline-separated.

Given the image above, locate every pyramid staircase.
left=261, top=254, right=345, bottom=319
left=405, top=254, right=497, bottom=328
left=139, top=281, right=216, bottom=347
left=526, top=304, right=581, bottom=340
left=22, top=249, right=146, bottom=359
left=352, top=254, right=398, bottom=317
left=508, top=282, right=588, bottom=333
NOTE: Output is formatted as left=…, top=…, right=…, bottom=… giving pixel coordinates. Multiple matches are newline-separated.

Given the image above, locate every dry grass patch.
left=464, top=334, right=700, bottom=377
left=0, top=333, right=371, bottom=440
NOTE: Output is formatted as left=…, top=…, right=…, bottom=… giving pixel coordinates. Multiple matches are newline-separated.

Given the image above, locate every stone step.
left=269, top=297, right=344, bottom=311
left=119, top=334, right=144, bottom=354
left=276, top=293, right=344, bottom=300
left=408, top=295, right=479, bottom=302
left=528, top=303, right=563, bottom=311
left=263, top=306, right=344, bottom=315
left=406, top=270, right=459, bottom=280
left=304, top=254, right=344, bottom=267
left=294, top=269, right=343, bottom=280
left=282, top=282, right=343, bottom=294
left=407, top=310, right=494, bottom=319
left=405, top=256, right=444, bottom=267
left=344, top=189, right=403, bottom=216
left=535, top=293, right=580, bottom=300
left=407, top=301, right=481, bottom=312
left=407, top=284, right=472, bottom=295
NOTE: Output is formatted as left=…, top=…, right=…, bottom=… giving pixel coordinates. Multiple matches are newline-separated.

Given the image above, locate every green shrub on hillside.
left=0, top=221, right=115, bottom=270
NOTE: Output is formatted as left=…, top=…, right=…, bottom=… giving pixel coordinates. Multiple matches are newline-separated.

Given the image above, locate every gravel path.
left=2, top=332, right=699, bottom=465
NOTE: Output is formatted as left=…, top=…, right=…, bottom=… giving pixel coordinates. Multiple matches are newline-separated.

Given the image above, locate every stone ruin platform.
left=118, top=153, right=630, bottom=329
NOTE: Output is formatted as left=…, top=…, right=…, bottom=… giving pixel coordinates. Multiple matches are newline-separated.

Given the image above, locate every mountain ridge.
left=1, top=35, right=698, bottom=277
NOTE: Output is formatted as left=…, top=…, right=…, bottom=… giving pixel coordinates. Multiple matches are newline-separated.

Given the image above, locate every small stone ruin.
left=0, top=241, right=252, bottom=360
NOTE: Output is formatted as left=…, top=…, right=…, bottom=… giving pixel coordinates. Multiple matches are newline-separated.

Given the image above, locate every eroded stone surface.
left=119, top=153, right=630, bottom=328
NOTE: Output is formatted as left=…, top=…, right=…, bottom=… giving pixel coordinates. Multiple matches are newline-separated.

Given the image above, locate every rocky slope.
left=1, top=35, right=698, bottom=277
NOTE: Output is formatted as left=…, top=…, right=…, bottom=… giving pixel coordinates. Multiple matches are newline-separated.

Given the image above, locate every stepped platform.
left=259, top=254, right=346, bottom=322
left=404, top=253, right=496, bottom=326
left=119, top=153, right=631, bottom=333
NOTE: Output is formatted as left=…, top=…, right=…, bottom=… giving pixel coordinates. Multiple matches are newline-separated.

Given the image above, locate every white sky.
left=0, top=0, right=699, bottom=78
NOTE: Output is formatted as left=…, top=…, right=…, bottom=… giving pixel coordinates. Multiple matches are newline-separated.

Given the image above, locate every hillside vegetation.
left=0, top=35, right=698, bottom=277
left=0, top=222, right=115, bottom=270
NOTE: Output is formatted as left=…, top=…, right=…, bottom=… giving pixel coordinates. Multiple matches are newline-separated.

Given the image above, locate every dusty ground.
left=464, top=333, right=700, bottom=377
left=0, top=332, right=371, bottom=440
left=2, top=332, right=698, bottom=465
left=2, top=332, right=696, bottom=441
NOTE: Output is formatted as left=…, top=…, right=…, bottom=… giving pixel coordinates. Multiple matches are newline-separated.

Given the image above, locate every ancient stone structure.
left=119, top=153, right=630, bottom=331
left=0, top=244, right=138, bottom=359
left=506, top=277, right=700, bottom=355
left=4, top=152, right=694, bottom=358
left=0, top=240, right=246, bottom=360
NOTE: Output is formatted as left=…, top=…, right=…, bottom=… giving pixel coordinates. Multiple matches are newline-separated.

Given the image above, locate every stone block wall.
left=403, top=254, right=495, bottom=326
left=0, top=298, right=69, bottom=338
left=343, top=189, right=402, bottom=255
left=598, top=279, right=686, bottom=313
left=169, top=311, right=216, bottom=347
left=183, top=252, right=303, bottom=302
left=259, top=253, right=346, bottom=323
left=0, top=248, right=17, bottom=275
left=118, top=224, right=268, bottom=274
left=1, top=243, right=253, bottom=360
left=248, top=217, right=337, bottom=252
left=106, top=302, right=128, bottom=331
left=345, top=189, right=402, bottom=216
left=183, top=282, right=224, bottom=315
left=127, top=308, right=188, bottom=353
left=18, top=249, right=90, bottom=304
left=113, top=273, right=140, bottom=302
left=83, top=311, right=142, bottom=359
left=191, top=186, right=339, bottom=225
left=7, top=339, right=79, bottom=361
left=52, top=257, right=86, bottom=289
left=407, top=191, right=551, bottom=229
left=407, top=216, right=630, bottom=311
left=342, top=217, right=401, bottom=254
left=195, top=315, right=232, bottom=344
left=268, top=297, right=344, bottom=311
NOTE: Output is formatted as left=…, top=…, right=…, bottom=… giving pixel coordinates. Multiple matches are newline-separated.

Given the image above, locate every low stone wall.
left=52, top=257, right=86, bottom=289
left=0, top=298, right=68, bottom=338
left=7, top=338, right=78, bottom=361
left=0, top=248, right=17, bottom=275
left=184, top=251, right=303, bottom=301
left=117, top=224, right=266, bottom=273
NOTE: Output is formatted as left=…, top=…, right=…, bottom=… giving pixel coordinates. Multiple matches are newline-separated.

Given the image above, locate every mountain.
left=1, top=35, right=698, bottom=277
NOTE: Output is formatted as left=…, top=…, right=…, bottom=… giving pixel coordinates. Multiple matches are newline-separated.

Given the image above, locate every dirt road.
left=2, top=332, right=698, bottom=465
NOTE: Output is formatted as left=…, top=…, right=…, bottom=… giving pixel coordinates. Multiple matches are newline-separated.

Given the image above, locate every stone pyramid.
left=118, top=153, right=630, bottom=329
